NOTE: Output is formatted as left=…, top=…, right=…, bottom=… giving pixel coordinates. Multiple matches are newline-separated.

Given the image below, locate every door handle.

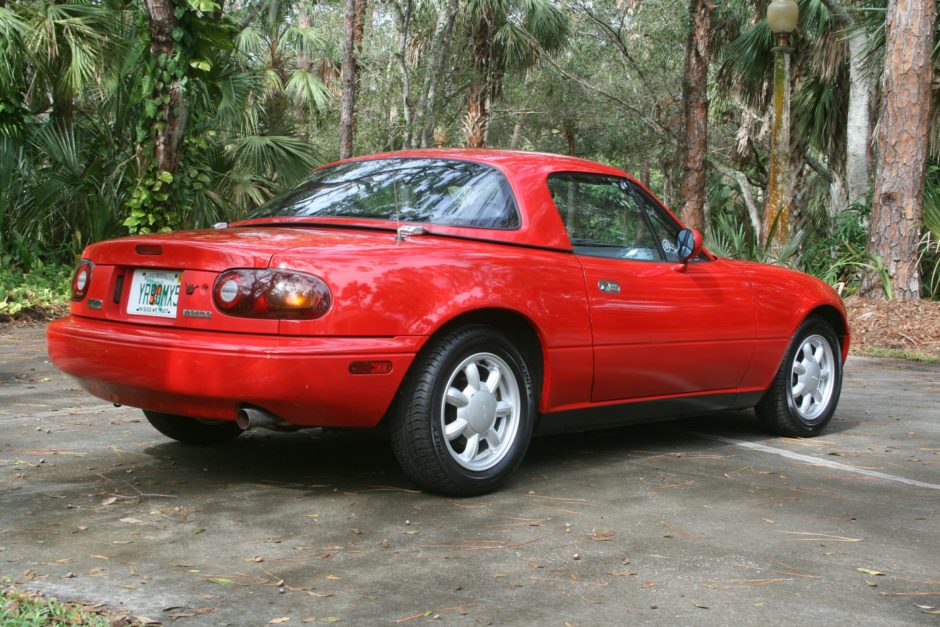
left=598, top=280, right=621, bottom=294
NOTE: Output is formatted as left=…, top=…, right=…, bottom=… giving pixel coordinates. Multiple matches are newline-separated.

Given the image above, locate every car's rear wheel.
left=756, top=317, right=843, bottom=437
left=143, top=410, right=243, bottom=445
left=390, top=325, right=536, bottom=496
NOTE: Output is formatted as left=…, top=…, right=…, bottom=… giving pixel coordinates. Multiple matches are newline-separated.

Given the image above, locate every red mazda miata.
left=48, top=150, right=848, bottom=495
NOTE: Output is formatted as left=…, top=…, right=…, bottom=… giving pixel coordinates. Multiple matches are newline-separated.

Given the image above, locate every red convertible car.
left=48, top=149, right=848, bottom=495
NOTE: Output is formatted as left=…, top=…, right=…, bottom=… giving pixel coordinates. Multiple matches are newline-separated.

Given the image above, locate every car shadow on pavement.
left=126, top=408, right=836, bottom=497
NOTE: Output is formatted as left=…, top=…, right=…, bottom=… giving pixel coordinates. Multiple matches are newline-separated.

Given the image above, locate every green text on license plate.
left=127, top=269, right=181, bottom=318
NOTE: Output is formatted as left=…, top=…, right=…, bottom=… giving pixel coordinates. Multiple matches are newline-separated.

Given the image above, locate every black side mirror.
left=676, top=228, right=703, bottom=263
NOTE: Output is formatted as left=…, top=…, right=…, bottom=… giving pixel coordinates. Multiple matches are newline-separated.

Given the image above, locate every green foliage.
left=920, top=167, right=940, bottom=298
left=706, top=211, right=803, bottom=267
left=0, top=589, right=110, bottom=626
left=0, top=263, right=71, bottom=318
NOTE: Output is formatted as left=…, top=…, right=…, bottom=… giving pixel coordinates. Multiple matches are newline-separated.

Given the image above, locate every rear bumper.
left=47, top=316, right=421, bottom=427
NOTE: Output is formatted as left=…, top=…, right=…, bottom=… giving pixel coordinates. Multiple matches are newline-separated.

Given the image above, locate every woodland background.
left=1, top=0, right=940, bottom=311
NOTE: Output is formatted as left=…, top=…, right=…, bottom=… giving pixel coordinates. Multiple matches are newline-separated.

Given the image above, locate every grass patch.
left=0, top=588, right=110, bottom=626
left=0, top=264, right=72, bottom=322
left=852, top=347, right=940, bottom=363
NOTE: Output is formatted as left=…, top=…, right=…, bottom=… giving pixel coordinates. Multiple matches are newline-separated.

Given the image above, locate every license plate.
left=127, top=269, right=181, bottom=318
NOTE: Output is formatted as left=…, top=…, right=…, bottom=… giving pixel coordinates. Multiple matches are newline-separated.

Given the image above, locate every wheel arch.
left=805, top=304, right=850, bottom=362
left=382, top=307, right=547, bottom=427
left=426, top=308, right=545, bottom=389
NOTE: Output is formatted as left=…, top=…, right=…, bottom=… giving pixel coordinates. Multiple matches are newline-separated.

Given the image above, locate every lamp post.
left=764, top=0, right=799, bottom=254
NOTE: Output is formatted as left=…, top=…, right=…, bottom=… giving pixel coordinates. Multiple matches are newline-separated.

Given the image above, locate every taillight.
left=212, top=269, right=331, bottom=319
left=71, top=260, right=93, bottom=301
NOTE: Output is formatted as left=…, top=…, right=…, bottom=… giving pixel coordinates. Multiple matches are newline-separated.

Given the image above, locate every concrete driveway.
left=2, top=324, right=939, bottom=625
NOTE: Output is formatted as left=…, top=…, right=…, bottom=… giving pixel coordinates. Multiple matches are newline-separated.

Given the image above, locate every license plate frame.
left=126, top=269, right=181, bottom=318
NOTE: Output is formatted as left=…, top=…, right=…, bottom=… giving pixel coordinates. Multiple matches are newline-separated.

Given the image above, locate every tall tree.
left=679, top=0, right=712, bottom=233
left=142, top=0, right=186, bottom=177
left=860, top=0, right=936, bottom=300
left=463, top=0, right=568, bottom=147
left=411, top=0, right=460, bottom=148
left=820, top=0, right=871, bottom=211
left=339, top=0, right=366, bottom=158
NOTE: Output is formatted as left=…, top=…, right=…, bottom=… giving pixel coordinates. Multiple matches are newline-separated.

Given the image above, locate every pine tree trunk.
left=678, top=0, right=711, bottom=233
left=860, top=0, right=936, bottom=300
left=142, top=0, right=186, bottom=175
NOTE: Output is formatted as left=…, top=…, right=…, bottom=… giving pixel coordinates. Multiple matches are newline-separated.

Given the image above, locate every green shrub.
left=0, top=264, right=72, bottom=320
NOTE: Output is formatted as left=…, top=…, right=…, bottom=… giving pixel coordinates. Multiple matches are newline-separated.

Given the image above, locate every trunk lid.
left=74, top=225, right=402, bottom=333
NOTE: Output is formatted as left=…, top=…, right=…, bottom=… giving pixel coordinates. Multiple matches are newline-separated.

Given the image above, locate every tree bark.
left=845, top=28, right=871, bottom=207
left=563, top=117, right=576, bottom=156
left=142, top=0, right=186, bottom=176
left=822, top=0, right=872, bottom=210
left=861, top=0, right=936, bottom=300
left=464, top=17, right=491, bottom=148
left=414, top=0, right=459, bottom=148
left=678, top=0, right=711, bottom=233
left=392, top=0, right=414, bottom=149
left=339, top=0, right=359, bottom=159
left=509, top=116, right=524, bottom=149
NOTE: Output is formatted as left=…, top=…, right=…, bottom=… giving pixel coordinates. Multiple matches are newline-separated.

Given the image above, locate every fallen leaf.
left=208, top=578, right=234, bottom=585
left=857, top=568, right=885, bottom=576
left=119, top=517, right=144, bottom=525
left=590, top=529, right=615, bottom=541
left=325, top=575, right=342, bottom=581
left=101, top=497, right=118, bottom=505
left=321, top=618, right=342, bottom=623
left=693, top=602, right=709, bottom=609
left=268, top=618, right=291, bottom=624
left=607, top=571, right=637, bottom=577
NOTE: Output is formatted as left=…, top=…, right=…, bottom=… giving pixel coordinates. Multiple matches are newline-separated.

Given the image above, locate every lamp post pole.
left=764, top=0, right=799, bottom=255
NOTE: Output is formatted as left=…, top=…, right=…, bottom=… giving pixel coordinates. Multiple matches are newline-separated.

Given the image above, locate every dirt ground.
left=844, top=296, right=940, bottom=357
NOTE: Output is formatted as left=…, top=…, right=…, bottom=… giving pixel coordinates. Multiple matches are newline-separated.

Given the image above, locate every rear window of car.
left=252, top=158, right=521, bottom=229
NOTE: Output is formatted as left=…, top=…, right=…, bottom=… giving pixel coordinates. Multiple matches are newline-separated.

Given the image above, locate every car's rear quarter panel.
left=271, top=238, right=596, bottom=414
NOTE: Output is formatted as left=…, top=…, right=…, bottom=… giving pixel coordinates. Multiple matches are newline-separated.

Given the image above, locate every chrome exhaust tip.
left=236, top=406, right=289, bottom=431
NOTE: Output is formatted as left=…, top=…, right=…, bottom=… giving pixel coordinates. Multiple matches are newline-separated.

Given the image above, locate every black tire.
left=390, top=325, right=536, bottom=496
left=143, top=410, right=243, bottom=445
left=756, top=317, right=843, bottom=437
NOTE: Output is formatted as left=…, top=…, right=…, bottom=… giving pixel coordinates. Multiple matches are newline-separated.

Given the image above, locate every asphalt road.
left=1, top=324, right=939, bottom=625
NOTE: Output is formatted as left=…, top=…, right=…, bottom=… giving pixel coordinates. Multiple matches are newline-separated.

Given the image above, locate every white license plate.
left=127, top=269, right=181, bottom=318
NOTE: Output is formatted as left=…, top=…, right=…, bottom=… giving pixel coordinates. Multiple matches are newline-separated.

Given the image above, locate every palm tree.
left=463, top=0, right=568, bottom=147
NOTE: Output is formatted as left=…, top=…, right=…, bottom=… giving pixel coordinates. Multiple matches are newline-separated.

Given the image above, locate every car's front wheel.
left=391, top=325, right=536, bottom=496
left=756, top=317, right=843, bottom=437
left=144, top=410, right=243, bottom=445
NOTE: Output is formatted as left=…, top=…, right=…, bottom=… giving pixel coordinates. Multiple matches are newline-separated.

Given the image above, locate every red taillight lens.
left=71, top=260, right=93, bottom=301
left=212, top=269, right=331, bottom=319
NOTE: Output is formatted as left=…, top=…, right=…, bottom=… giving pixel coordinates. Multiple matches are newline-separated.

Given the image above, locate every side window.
left=635, top=190, right=682, bottom=262
left=547, top=173, right=662, bottom=261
